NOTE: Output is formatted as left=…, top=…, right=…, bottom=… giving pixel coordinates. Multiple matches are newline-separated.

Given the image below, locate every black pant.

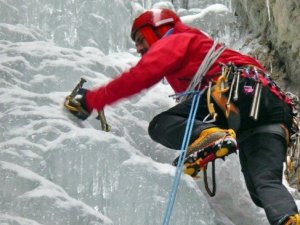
left=239, top=133, right=298, bottom=225
left=148, top=80, right=298, bottom=225
left=148, top=92, right=220, bottom=149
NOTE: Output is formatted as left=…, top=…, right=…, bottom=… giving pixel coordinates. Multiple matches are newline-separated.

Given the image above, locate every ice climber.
left=65, top=8, right=300, bottom=225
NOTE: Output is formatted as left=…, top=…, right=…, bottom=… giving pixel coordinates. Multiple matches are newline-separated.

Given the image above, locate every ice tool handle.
left=96, top=110, right=111, bottom=132
left=66, top=78, right=111, bottom=132
left=69, top=77, right=87, bottom=98
left=64, top=78, right=88, bottom=113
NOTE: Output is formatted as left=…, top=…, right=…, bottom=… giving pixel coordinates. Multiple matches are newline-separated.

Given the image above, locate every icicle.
left=266, top=0, right=271, bottom=21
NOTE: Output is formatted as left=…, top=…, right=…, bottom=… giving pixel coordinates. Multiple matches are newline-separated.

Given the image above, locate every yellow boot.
left=188, top=127, right=236, bottom=156
left=284, top=214, right=300, bottom=225
left=173, top=127, right=237, bottom=177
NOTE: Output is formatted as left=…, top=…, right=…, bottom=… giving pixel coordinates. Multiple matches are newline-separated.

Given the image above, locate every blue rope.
left=162, top=89, right=205, bottom=225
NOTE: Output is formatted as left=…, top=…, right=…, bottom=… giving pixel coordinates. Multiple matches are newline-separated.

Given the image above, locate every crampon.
left=173, top=135, right=237, bottom=177
left=172, top=134, right=237, bottom=196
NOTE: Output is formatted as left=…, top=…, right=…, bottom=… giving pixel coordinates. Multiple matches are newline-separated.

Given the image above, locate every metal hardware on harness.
left=213, top=65, right=238, bottom=119
left=210, top=69, right=240, bottom=130
left=205, top=63, right=238, bottom=123
left=249, top=82, right=262, bottom=120
left=233, top=70, right=241, bottom=101
left=249, top=68, right=262, bottom=120
left=226, top=68, right=237, bottom=117
left=206, top=81, right=217, bottom=122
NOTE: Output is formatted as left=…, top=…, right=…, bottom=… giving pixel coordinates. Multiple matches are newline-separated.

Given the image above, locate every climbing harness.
left=178, top=58, right=300, bottom=196
left=217, top=63, right=300, bottom=190
left=210, top=62, right=296, bottom=126
left=64, top=78, right=111, bottom=132
left=164, top=36, right=300, bottom=222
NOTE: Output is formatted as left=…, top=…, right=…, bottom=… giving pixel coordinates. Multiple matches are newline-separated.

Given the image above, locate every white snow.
left=180, top=4, right=229, bottom=24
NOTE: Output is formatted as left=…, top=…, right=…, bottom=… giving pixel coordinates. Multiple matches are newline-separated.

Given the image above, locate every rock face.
left=233, top=0, right=300, bottom=191
left=232, top=0, right=300, bottom=84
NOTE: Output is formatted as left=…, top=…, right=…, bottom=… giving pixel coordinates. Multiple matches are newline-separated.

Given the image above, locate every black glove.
left=65, top=88, right=92, bottom=120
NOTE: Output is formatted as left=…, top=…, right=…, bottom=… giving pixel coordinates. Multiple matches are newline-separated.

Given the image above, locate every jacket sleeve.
left=85, top=35, right=189, bottom=111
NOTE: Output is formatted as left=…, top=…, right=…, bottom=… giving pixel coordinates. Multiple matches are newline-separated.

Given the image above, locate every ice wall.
left=0, top=0, right=281, bottom=225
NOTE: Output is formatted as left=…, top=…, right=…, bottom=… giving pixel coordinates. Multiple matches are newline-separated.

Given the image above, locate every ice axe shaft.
left=69, top=78, right=86, bottom=98
left=97, top=110, right=111, bottom=132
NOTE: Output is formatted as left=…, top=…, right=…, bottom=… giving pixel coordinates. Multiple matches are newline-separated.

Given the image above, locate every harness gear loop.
left=206, top=81, right=217, bottom=122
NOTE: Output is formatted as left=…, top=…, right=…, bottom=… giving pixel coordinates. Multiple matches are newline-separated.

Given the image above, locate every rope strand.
left=180, top=42, right=226, bottom=102
left=162, top=88, right=206, bottom=225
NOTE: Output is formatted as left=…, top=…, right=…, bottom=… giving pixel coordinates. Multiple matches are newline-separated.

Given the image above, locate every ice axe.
left=64, top=78, right=111, bottom=132
left=96, top=110, right=111, bottom=132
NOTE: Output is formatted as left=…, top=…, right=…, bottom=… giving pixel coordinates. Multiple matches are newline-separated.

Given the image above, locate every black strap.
left=237, top=123, right=286, bottom=144
left=203, top=160, right=216, bottom=197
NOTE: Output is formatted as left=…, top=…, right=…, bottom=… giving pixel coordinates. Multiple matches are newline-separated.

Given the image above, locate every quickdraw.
left=208, top=63, right=240, bottom=130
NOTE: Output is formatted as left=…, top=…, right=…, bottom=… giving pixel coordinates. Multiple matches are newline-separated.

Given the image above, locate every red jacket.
left=86, top=22, right=265, bottom=111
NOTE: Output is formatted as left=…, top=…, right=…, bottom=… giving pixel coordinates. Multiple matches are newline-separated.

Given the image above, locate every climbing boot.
left=284, top=214, right=300, bottom=225
left=173, top=127, right=237, bottom=177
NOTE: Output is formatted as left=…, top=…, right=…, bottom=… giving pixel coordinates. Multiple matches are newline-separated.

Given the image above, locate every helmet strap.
left=139, top=26, right=160, bottom=46
left=139, top=25, right=173, bottom=46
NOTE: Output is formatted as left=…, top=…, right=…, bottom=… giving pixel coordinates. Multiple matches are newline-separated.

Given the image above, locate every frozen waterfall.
left=0, top=1, right=298, bottom=225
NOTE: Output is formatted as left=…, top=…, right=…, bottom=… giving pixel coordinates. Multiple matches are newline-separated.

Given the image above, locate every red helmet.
left=131, top=8, right=180, bottom=41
